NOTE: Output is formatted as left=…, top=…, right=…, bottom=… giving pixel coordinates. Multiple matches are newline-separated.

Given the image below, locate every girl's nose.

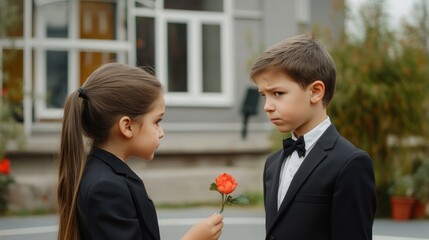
left=159, top=127, right=165, bottom=139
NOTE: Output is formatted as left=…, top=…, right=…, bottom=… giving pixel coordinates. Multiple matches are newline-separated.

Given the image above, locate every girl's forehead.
left=150, top=95, right=165, bottom=113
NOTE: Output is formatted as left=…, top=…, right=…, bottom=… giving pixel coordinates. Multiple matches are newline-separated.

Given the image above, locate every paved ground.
left=0, top=207, right=428, bottom=240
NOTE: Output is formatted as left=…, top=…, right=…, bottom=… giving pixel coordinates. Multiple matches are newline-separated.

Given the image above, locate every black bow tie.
left=283, top=136, right=306, bottom=158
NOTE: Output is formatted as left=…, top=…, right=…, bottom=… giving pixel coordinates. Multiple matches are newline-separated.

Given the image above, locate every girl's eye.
left=273, top=92, right=283, bottom=96
left=156, top=119, right=163, bottom=125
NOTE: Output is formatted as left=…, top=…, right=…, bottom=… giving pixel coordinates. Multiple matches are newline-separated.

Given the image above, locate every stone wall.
left=6, top=151, right=268, bottom=213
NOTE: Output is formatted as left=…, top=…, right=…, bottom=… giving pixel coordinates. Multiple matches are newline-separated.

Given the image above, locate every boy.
left=251, top=34, right=376, bottom=240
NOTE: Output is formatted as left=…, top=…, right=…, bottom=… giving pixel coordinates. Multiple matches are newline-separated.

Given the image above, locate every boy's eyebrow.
left=259, top=85, right=281, bottom=92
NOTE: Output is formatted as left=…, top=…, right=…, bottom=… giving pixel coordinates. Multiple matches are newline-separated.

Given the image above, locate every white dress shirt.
left=277, top=117, right=331, bottom=209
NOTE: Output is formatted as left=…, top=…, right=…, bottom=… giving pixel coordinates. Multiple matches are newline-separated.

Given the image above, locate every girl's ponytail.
left=57, top=91, right=87, bottom=240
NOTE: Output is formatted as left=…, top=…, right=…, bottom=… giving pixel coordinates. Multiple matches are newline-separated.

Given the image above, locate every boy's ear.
left=309, top=80, right=325, bottom=104
left=118, top=116, right=133, bottom=138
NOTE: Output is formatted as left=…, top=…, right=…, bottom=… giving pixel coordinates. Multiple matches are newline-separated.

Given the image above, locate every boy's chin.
left=275, top=126, right=293, bottom=133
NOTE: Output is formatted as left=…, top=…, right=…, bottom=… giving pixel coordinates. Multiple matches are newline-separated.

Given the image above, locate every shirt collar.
left=292, top=117, right=331, bottom=152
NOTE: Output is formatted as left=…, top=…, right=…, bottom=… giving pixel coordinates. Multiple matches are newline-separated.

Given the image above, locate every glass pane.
left=0, top=0, right=24, bottom=37
left=202, top=24, right=221, bottom=93
left=167, top=22, right=187, bottom=92
left=80, top=1, right=116, bottom=40
left=135, top=0, right=156, bottom=8
left=46, top=51, right=68, bottom=108
left=80, top=52, right=117, bottom=85
left=136, top=17, right=155, bottom=69
left=164, top=0, right=223, bottom=12
left=39, top=1, right=69, bottom=38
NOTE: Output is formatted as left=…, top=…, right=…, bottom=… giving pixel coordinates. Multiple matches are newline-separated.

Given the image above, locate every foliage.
left=0, top=0, right=23, bottom=215
left=328, top=0, right=429, bottom=216
left=0, top=175, right=13, bottom=214
left=388, top=174, right=414, bottom=197
left=0, top=0, right=25, bottom=159
left=413, top=159, right=429, bottom=202
left=0, top=0, right=22, bottom=37
left=243, top=191, right=264, bottom=206
left=401, top=0, right=429, bottom=53
left=269, top=128, right=290, bottom=152
left=0, top=158, right=14, bottom=214
left=0, top=96, right=24, bottom=160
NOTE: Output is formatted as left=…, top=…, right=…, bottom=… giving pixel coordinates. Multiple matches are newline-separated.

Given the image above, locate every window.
left=132, top=0, right=232, bottom=106
left=1, top=0, right=233, bottom=132
left=135, top=17, right=155, bottom=68
left=164, top=0, right=223, bottom=12
left=202, top=24, right=221, bottom=93
left=33, top=0, right=127, bottom=120
left=167, top=22, right=188, bottom=92
left=41, top=1, right=69, bottom=38
left=46, top=50, right=68, bottom=108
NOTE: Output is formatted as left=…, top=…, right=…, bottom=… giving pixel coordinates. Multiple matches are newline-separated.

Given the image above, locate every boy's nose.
left=264, top=101, right=275, bottom=112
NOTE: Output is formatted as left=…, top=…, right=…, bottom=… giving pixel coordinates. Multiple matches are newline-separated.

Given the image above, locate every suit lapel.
left=276, top=145, right=327, bottom=214
left=127, top=178, right=161, bottom=240
left=265, top=151, right=286, bottom=230
left=267, top=125, right=338, bottom=233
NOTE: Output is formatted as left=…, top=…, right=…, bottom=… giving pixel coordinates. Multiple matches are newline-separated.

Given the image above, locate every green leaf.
left=228, top=194, right=250, bottom=205
left=209, top=182, right=218, bottom=191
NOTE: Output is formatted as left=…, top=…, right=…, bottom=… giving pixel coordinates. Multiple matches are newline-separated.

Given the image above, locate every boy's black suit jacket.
left=264, top=124, right=376, bottom=240
left=77, top=148, right=160, bottom=240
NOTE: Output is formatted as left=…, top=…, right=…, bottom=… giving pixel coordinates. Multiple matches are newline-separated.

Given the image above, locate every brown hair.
left=250, top=33, right=336, bottom=106
left=57, top=62, right=162, bottom=240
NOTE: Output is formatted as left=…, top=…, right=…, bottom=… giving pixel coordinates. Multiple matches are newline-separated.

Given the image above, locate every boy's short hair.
left=250, top=33, right=336, bottom=106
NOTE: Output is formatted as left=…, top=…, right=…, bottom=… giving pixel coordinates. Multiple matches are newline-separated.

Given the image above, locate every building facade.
left=1, top=0, right=344, bottom=154
left=0, top=0, right=344, bottom=208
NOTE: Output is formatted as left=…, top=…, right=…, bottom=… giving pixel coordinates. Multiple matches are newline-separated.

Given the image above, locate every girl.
left=57, top=62, right=223, bottom=240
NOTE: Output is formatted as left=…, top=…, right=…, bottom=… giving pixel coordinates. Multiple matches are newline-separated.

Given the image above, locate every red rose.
left=210, top=173, right=249, bottom=213
left=215, top=173, right=238, bottom=194
left=0, top=158, right=11, bottom=175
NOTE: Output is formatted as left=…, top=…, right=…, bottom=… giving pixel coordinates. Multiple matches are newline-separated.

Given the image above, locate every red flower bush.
left=0, top=158, right=11, bottom=175
left=0, top=158, right=14, bottom=214
left=210, top=173, right=249, bottom=213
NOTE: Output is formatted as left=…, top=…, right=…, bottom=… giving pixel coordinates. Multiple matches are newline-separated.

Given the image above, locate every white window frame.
left=295, top=0, right=310, bottom=24
left=129, top=0, right=233, bottom=107
left=33, top=0, right=130, bottom=120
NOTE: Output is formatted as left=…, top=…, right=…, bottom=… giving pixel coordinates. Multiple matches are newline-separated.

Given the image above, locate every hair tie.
left=78, top=87, right=88, bottom=100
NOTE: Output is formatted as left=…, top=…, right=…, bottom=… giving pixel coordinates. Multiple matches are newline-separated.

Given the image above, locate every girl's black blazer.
left=77, top=147, right=160, bottom=240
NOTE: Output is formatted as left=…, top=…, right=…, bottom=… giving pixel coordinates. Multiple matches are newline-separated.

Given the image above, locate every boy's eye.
left=273, top=92, right=283, bottom=96
left=156, top=119, right=163, bottom=124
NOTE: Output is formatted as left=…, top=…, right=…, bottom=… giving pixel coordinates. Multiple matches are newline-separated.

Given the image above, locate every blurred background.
left=0, top=0, right=428, bottom=225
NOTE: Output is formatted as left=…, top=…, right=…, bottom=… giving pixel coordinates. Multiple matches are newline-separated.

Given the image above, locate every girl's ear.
left=309, top=80, right=325, bottom=104
left=118, top=116, right=133, bottom=138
